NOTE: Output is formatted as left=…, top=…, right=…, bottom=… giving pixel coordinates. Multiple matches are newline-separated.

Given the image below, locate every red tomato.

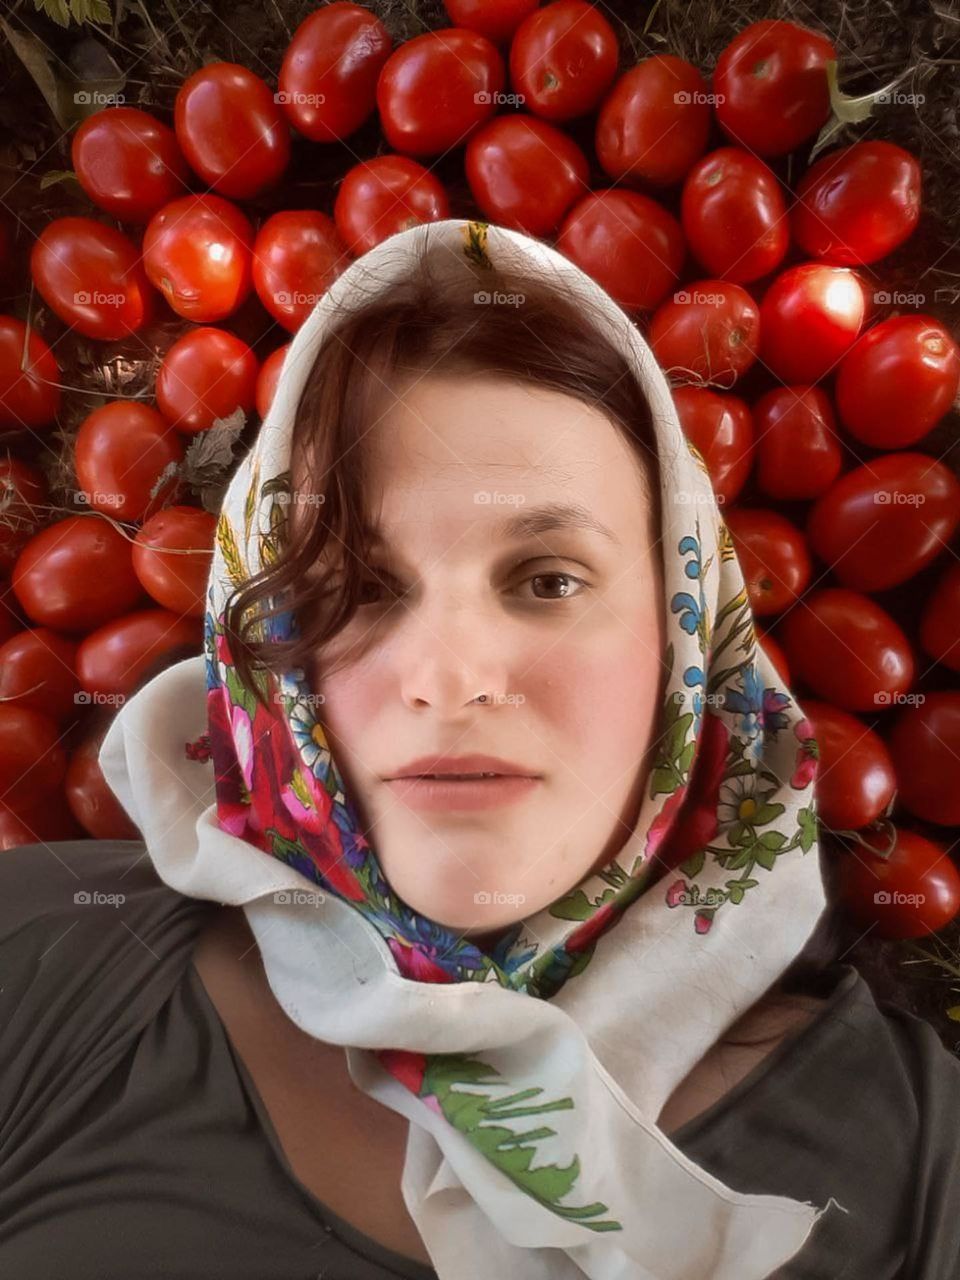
left=557, top=189, right=685, bottom=314
left=753, top=386, right=843, bottom=501
left=759, top=263, right=867, bottom=385
left=465, top=115, right=588, bottom=236
left=74, top=401, right=184, bottom=523
left=30, top=216, right=155, bottom=340
left=143, top=194, right=254, bottom=323
left=681, top=148, right=789, bottom=283
left=0, top=315, right=61, bottom=430
left=671, top=386, right=754, bottom=504
left=156, top=328, right=259, bottom=435
left=595, top=56, right=711, bottom=188
left=723, top=508, right=812, bottom=616
left=278, top=2, right=392, bottom=142
left=0, top=791, right=84, bottom=850
left=12, top=515, right=144, bottom=633
left=256, top=343, right=290, bottom=420
left=835, top=315, right=960, bottom=448
left=0, top=704, right=67, bottom=808
left=334, top=156, right=450, bottom=256
left=377, top=28, right=505, bottom=156
left=713, top=19, right=835, bottom=156
left=836, top=826, right=960, bottom=939
left=649, top=281, right=760, bottom=387
left=0, top=458, right=48, bottom=573
left=174, top=61, right=290, bottom=199
left=887, top=693, right=960, bottom=827
left=756, top=626, right=790, bottom=685
left=510, top=0, right=618, bottom=122
left=806, top=453, right=960, bottom=593
left=252, top=211, right=351, bottom=333
left=132, top=506, right=217, bottom=618
left=801, top=698, right=895, bottom=830
left=919, top=561, right=960, bottom=673
left=64, top=731, right=141, bottom=839
left=71, top=106, right=189, bottom=223
left=0, top=626, right=80, bottom=723
left=777, top=588, right=914, bottom=712
left=443, top=0, right=537, bottom=43
left=0, top=591, right=21, bottom=646
left=76, top=608, right=202, bottom=699
left=792, top=141, right=922, bottom=265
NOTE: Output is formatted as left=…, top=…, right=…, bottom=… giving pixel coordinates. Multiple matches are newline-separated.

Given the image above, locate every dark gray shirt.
left=2, top=840, right=959, bottom=1279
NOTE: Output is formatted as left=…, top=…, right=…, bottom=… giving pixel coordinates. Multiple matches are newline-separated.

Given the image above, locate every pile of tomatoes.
left=0, top=0, right=958, bottom=942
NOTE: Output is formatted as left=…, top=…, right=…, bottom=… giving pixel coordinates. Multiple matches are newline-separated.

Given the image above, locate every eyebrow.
left=363, top=501, right=621, bottom=547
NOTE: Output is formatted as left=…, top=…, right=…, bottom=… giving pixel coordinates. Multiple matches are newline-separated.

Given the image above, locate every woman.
left=2, top=220, right=959, bottom=1279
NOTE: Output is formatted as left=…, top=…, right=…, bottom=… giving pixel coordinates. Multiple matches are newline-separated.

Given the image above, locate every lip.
left=384, top=774, right=541, bottom=811
left=384, top=753, right=540, bottom=781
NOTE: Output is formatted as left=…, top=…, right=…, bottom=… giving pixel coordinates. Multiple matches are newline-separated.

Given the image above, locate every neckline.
left=187, top=958, right=437, bottom=1280
left=667, top=963, right=862, bottom=1146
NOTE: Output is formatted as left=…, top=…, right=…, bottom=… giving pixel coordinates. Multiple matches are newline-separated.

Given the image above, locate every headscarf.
left=99, top=219, right=843, bottom=1280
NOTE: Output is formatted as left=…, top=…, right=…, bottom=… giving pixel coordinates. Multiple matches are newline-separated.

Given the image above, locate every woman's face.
left=307, top=371, right=666, bottom=937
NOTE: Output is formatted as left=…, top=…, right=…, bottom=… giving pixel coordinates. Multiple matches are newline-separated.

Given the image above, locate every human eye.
left=514, top=565, right=589, bottom=602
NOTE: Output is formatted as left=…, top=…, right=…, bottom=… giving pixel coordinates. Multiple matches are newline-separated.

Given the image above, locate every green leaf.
left=649, top=765, right=678, bottom=798
left=548, top=889, right=594, bottom=922
left=797, top=807, right=818, bottom=853
left=751, top=801, right=786, bottom=826
left=39, top=167, right=80, bottom=189
left=758, top=830, right=788, bottom=850
left=679, top=848, right=705, bottom=878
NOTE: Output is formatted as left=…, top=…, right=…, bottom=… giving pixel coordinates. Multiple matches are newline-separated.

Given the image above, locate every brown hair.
left=221, top=240, right=664, bottom=708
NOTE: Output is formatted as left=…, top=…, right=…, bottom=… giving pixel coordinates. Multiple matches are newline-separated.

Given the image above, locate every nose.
left=395, top=596, right=513, bottom=712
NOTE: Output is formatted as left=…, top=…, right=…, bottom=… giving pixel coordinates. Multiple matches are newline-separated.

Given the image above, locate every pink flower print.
left=230, top=699, right=255, bottom=790
left=694, top=910, right=714, bottom=934
left=665, top=878, right=691, bottom=908
left=791, top=715, right=819, bottom=789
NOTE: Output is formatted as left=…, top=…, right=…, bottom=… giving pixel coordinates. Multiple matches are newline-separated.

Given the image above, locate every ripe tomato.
left=335, top=156, right=450, bottom=256
left=595, top=56, right=711, bottom=188
left=0, top=704, right=67, bottom=808
left=132, top=506, right=217, bottom=618
left=671, top=386, right=754, bottom=504
left=919, top=561, right=960, bottom=673
left=12, top=515, right=144, bottom=632
left=557, top=189, right=684, bottom=314
left=465, top=115, right=588, bottom=236
left=252, top=211, right=351, bottom=333
left=0, top=315, right=61, bottom=429
left=649, top=281, right=760, bottom=387
left=801, top=699, right=895, bottom=830
left=756, top=626, right=790, bottom=684
left=713, top=19, right=835, bottom=156
left=887, top=693, right=960, bottom=827
left=681, top=148, right=788, bottom=283
left=64, top=731, right=141, bottom=839
left=70, top=106, right=189, bottom=223
left=377, top=28, right=505, bottom=156
left=758, top=263, right=866, bottom=384
left=510, top=0, right=618, bottom=122
left=723, top=508, right=812, bottom=616
left=753, top=386, right=843, bottom=501
left=256, top=343, right=290, bottom=420
left=806, top=453, right=960, bottom=593
left=443, top=0, right=537, bottom=43
left=792, top=141, right=922, bottom=265
left=156, top=327, right=259, bottom=435
left=278, top=3, right=392, bottom=142
left=835, top=315, right=960, bottom=448
left=776, top=588, right=914, bottom=712
left=30, top=217, right=155, bottom=341
left=836, top=826, right=960, bottom=939
left=174, top=61, right=290, bottom=198
left=76, top=608, right=202, bottom=699
left=74, top=401, right=184, bottom=523
left=0, top=457, right=48, bottom=573
left=143, top=194, right=254, bottom=323
left=0, top=592, right=21, bottom=646
left=0, top=791, right=84, bottom=850
left=0, top=626, right=80, bottom=723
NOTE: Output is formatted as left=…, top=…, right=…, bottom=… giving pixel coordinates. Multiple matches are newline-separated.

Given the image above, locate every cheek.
left=314, top=663, right=386, bottom=770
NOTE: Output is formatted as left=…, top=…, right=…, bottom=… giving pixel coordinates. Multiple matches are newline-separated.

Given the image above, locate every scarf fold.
left=100, top=218, right=842, bottom=1279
